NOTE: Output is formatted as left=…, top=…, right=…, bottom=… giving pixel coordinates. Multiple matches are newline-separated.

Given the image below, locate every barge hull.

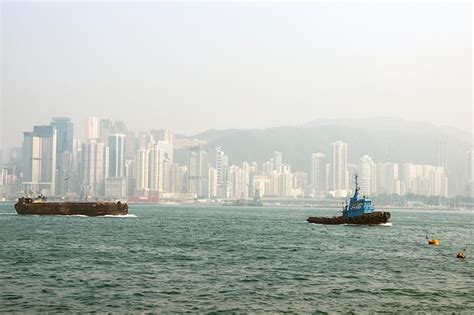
left=307, top=211, right=390, bottom=225
left=15, top=201, right=128, bottom=216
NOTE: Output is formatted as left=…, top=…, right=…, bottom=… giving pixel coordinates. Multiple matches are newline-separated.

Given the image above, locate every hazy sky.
left=1, top=1, right=472, bottom=149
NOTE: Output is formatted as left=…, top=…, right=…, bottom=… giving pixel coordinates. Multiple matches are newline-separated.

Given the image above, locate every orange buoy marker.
left=426, top=236, right=440, bottom=246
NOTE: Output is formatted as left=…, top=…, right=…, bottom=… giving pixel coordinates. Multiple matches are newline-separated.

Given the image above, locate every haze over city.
left=1, top=1, right=472, bottom=149
left=1, top=2, right=473, bottom=314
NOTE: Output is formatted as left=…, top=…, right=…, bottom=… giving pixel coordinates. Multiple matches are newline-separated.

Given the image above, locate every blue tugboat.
left=307, top=175, right=390, bottom=225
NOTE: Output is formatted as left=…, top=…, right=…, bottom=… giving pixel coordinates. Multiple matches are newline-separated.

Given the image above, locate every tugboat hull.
left=307, top=211, right=390, bottom=225
left=15, top=199, right=128, bottom=216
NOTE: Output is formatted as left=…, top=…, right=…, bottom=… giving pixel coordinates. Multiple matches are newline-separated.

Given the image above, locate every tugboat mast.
left=351, top=174, right=360, bottom=201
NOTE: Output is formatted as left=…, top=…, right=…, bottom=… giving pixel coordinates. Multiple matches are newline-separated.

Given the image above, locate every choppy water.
left=0, top=204, right=472, bottom=313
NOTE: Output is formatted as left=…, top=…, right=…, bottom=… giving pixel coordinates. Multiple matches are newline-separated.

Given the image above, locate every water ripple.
left=0, top=204, right=472, bottom=312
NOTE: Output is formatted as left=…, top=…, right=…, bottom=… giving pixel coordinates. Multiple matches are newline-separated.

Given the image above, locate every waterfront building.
left=376, top=163, right=400, bottom=195
left=22, top=126, right=57, bottom=195
left=311, top=153, right=327, bottom=193
left=188, top=146, right=209, bottom=198
left=81, top=140, right=106, bottom=197
left=148, top=145, right=164, bottom=191
left=135, top=149, right=149, bottom=191
left=468, top=149, right=474, bottom=197
left=50, top=117, right=73, bottom=154
left=279, top=171, right=293, bottom=197
left=252, top=175, right=270, bottom=197
left=105, top=177, right=127, bottom=199
left=108, top=134, right=126, bottom=178
left=332, top=141, right=348, bottom=197
left=401, top=163, right=447, bottom=197
left=208, top=167, right=218, bottom=198
left=358, top=155, right=376, bottom=196
left=273, top=151, right=283, bottom=172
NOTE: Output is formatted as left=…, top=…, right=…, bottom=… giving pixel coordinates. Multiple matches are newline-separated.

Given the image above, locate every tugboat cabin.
left=342, top=174, right=374, bottom=218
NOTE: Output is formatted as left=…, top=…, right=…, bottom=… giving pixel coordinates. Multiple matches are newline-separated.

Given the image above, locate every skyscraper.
left=437, top=138, right=448, bottom=171
left=50, top=117, right=74, bottom=195
left=99, top=119, right=113, bottom=145
left=188, top=146, right=209, bottom=198
left=358, top=155, right=376, bottom=196
left=376, top=163, right=400, bottom=195
left=86, top=116, right=100, bottom=140
left=273, top=151, right=283, bottom=172
left=22, top=126, right=57, bottom=195
left=467, top=149, right=474, bottom=197
left=135, top=149, right=149, bottom=191
left=81, top=140, right=106, bottom=197
left=332, top=141, right=348, bottom=197
left=108, top=134, right=126, bottom=178
left=50, top=117, right=73, bottom=154
left=148, top=145, right=164, bottom=190
left=311, top=153, right=327, bottom=193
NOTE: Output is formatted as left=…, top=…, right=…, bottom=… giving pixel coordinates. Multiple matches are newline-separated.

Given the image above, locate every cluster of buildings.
left=0, top=117, right=472, bottom=202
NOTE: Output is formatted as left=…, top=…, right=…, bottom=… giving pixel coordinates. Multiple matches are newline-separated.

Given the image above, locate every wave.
left=0, top=213, right=17, bottom=215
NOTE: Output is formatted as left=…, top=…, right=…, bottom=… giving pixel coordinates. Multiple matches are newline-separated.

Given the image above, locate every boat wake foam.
left=102, top=214, right=137, bottom=218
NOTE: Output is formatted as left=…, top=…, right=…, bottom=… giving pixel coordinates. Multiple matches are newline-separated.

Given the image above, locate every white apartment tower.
left=358, top=155, right=376, bottom=196
left=332, top=141, right=348, bottom=197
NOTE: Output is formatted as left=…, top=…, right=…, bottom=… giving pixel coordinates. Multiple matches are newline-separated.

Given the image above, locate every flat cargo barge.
left=15, top=197, right=128, bottom=216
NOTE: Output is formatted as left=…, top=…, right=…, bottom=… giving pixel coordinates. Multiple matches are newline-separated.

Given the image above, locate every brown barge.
left=307, top=211, right=390, bottom=225
left=15, top=197, right=128, bottom=216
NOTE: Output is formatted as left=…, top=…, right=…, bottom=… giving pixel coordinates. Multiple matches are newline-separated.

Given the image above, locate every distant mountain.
left=184, top=117, right=472, bottom=194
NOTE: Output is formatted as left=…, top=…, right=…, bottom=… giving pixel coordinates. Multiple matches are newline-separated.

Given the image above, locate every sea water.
left=0, top=204, right=472, bottom=313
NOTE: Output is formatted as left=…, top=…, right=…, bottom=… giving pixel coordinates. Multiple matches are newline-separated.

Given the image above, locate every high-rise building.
left=108, top=134, right=126, bottom=178
left=157, top=141, right=174, bottom=164
left=401, top=163, right=447, bottom=197
left=112, top=121, right=127, bottom=134
left=22, top=126, right=57, bottom=195
left=188, top=146, right=209, bottom=198
left=468, top=149, right=474, bottom=197
left=311, top=153, right=327, bottom=193
left=279, top=171, right=293, bottom=197
left=50, top=117, right=74, bottom=195
left=170, top=164, right=186, bottom=194
left=135, top=149, right=149, bottom=191
left=215, top=146, right=229, bottom=197
left=86, top=116, right=100, bottom=140
left=437, top=138, right=448, bottom=171
left=209, top=167, right=218, bottom=198
left=148, top=145, right=164, bottom=190
left=376, top=163, right=400, bottom=195
left=273, top=151, right=283, bottom=172
left=81, top=140, right=106, bottom=197
left=105, top=134, right=126, bottom=198
left=50, top=117, right=73, bottom=154
left=293, top=171, right=308, bottom=196
left=125, top=131, right=136, bottom=160
left=99, top=119, right=113, bottom=145
left=332, top=141, right=348, bottom=197
left=358, top=155, right=376, bottom=196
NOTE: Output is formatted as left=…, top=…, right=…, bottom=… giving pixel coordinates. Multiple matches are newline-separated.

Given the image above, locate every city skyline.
left=1, top=2, right=472, bottom=149
left=1, top=115, right=469, bottom=202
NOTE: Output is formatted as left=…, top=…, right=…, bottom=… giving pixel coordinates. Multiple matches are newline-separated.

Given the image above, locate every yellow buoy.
left=427, top=239, right=439, bottom=246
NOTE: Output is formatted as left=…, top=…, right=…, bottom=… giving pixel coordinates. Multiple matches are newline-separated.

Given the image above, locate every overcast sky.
left=1, top=1, right=472, bottom=149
